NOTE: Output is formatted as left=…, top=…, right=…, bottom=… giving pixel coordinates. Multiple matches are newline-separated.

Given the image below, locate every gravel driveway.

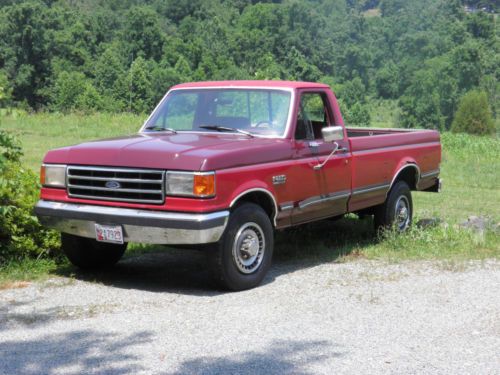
left=1, top=249, right=499, bottom=375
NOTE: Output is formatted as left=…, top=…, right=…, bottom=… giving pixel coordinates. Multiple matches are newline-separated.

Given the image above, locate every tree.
left=126, top=56, right=153, bottom=113
left=124, top=6, right=165, bottom=62
left=0, top=70, right=12, bottom=107
left=375, top=62, right=400, bottom=99
left=0, top=1, right=52, bottom=107
left=398, top=69, right=444, bottom=130
left=51, top=71, right=104, bottom=112
left=51, top=71, right=88, bottom=112
left=336, top=77, right=367, bottom=107
left=451, top=90, right=495, bottom=135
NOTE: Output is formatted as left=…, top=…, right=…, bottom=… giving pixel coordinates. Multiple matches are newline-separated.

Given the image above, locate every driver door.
left=289, top=90, right=351, bottom=224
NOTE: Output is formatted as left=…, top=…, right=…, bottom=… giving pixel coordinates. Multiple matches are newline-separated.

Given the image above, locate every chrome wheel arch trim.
left=229, top=188, right=278, bottom=227
left=387, top=163, right=421, bottom=196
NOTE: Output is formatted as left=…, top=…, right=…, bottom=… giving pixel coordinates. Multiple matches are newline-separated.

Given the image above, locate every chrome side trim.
left=229, top=188, right=278, bottom=227
left=280, top=202, right=294, bottom=211
left=34, top=200, right=229, bottom=245
left=298, top=190, right=351, bottom=210
left=352, top=183, right=390, bottom=196
left=420, top=169, right=440, bottom=179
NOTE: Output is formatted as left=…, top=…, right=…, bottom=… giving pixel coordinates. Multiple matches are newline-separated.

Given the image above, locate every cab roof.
left=171, top=80, right=330, bottom=90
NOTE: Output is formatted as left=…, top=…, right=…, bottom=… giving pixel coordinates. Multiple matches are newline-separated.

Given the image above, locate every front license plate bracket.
left=94, top=223, right=124, bottom=244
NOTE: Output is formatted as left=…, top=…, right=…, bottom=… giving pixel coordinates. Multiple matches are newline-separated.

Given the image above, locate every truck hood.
left=43, top=132, right=293, bottom=171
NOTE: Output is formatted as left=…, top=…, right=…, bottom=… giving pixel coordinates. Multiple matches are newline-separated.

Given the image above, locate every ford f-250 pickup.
left=35, top=80, right=441, bottom=290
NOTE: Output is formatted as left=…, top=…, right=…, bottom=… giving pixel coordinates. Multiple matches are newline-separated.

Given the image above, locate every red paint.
left=40, top=81, right=441, bottom=227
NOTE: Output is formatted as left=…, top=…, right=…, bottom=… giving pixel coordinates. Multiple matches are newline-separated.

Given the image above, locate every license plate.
left=95, top=224, right=124, bottom=244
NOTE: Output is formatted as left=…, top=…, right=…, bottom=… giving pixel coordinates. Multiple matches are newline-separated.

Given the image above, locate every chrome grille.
left=67, top=166, right=165, bottom=204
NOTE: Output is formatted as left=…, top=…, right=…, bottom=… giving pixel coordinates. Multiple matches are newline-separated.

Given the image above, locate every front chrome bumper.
left=34, top=200, right=229, bottom=245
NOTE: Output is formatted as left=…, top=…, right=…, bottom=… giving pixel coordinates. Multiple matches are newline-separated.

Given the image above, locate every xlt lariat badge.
left=272, top=175, right=287, bottom=185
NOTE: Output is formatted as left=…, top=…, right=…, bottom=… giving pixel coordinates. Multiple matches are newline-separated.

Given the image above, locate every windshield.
left=144, top=88, right=292, bottom=137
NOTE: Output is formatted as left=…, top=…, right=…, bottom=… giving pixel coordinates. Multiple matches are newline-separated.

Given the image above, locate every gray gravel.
left=1, top=251, right=499, bottom=375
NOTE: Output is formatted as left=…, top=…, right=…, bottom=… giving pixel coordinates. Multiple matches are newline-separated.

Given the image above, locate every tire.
left=374, top=181, right=413, bottom=232
left=208, top=203, right=274, bottom=291
left=61, top=233, right=127, bottom=269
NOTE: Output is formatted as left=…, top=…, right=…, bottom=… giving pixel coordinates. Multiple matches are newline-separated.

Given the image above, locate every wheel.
left=374, top=181, right=413, bottom=232
left=61, top=233, right=127, bottom=269
left=208, top=203, right=274, bottom=291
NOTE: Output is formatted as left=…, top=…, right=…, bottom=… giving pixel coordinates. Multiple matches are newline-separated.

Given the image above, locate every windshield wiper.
left=144, top=125, right=177, bottom=134
left=199, top=125, right=253, bottom=137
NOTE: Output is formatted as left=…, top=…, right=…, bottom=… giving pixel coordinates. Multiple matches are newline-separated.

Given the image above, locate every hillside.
left=0, top=0, right=498, bottom=129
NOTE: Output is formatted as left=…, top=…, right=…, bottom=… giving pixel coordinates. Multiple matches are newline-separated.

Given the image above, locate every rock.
left=459, top=215, right=495, bottom=233
left=416, top=218, right=442, bottom=229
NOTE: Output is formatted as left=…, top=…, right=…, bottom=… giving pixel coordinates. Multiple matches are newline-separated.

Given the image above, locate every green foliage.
left=0, top=129, right=22, bottom=164
left=367, top=223, right=499, bottom=261
left=126, top=56, right=154, bottom=113
left=0, top=0, right=497, bottom=123
left=451, top=90, right=495, bottom=135
left=0, top=70, right=13, bottom=107
left=51, top=71, right=104, bottom=112
left=0, top=129, right=60, bottom=264
left=375, top=62, right=399, bottom=99
left=335, top=77, right=371, bottom=126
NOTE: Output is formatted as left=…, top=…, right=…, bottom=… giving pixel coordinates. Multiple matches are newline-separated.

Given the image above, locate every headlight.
left=166, top=171, right=215, bottom=198
left=40, top=164, right=66, bottom=188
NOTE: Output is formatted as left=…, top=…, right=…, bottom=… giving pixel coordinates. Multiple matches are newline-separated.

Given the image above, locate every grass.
left=0, top=112, right=499, bottom=287
left=1, top=111, right=145, bottom=171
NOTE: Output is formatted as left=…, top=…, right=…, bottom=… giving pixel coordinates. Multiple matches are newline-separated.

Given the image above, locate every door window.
left=295, top=93, right=330, bottom=140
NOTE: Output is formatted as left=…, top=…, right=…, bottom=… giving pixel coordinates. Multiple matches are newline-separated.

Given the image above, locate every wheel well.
left=393, top=165, right=419, bottom=190
left=231, top=191, right=276, bottom=224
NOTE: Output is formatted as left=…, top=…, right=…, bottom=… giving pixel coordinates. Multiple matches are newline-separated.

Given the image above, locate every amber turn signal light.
left=40, top=165, right=46, bottom=185
left=193, top=173, right=215, bottom=197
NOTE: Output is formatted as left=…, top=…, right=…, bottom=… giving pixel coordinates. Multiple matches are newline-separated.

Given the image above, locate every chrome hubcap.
left=395, top=196, right=410, bottom=230
left=232, top=222, right=265, bottom=274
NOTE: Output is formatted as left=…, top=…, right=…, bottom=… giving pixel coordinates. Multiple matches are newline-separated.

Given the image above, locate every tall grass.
left=1, top=112, right=145, bottom=170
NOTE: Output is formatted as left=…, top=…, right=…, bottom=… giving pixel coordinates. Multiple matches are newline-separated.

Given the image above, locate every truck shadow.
left=56, top=216, right=376, bottom=295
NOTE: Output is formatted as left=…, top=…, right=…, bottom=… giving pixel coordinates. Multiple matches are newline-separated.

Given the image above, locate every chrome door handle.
left=335, top=147, right=348, bottom=153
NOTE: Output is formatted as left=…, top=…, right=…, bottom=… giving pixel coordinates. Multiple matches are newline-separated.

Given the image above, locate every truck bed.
left=346, top=127, right=441, bottom=212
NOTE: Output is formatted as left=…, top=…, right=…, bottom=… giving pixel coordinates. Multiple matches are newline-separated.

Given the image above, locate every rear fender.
left=388, top=160, right=420, bottom=194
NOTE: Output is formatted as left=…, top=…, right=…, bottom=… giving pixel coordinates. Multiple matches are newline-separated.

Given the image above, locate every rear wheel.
left=374, top=181, right=413, bottom=232
left=208, top=203, right=274, bottom=291
left=61, top=233, right=127, bottom=269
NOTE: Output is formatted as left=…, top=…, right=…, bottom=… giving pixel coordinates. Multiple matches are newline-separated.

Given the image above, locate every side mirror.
left=321, top=126, right=344, bottom=143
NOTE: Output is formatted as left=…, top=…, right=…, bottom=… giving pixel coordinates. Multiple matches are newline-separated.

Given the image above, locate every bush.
left=0, top=130, right=60, bottom=264
left=451, top=90, right=495, bottom=135
left=51, top=71, right=105, bottom=113
left=337, top=99, right=371, bottom=126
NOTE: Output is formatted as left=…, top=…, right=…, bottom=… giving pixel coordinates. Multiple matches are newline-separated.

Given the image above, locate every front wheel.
left=61, top=233, right=127, bottom=269
left=208, top=203, right=274, bottom=291
left=374, top=181, right=413, bottom=232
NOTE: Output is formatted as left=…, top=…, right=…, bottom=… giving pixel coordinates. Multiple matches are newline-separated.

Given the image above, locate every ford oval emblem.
left=105, top=181, right=121, bottom=189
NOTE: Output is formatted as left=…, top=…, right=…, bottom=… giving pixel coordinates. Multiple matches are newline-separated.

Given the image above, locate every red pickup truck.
left=35, top=80, right=441, bottom=290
